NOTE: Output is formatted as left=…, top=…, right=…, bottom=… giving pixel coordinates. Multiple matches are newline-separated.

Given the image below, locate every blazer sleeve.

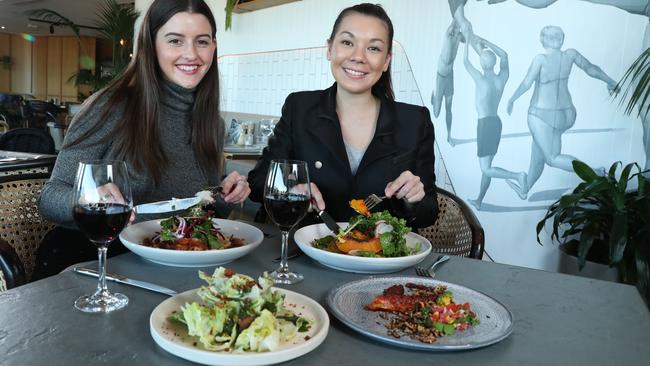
left=247, top=93, right=297, bottom=203
left=397, top=106, right=438, bottom=228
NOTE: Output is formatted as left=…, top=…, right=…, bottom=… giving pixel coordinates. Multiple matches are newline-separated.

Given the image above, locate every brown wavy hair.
left=69, top=0, right=223, bottom=186
left=328, top=3, right=395, bottom=101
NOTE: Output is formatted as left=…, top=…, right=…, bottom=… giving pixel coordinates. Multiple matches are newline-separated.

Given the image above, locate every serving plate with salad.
left=119, top=217, right=264, bottom=267
left=293, top=210, right=431, bottom=273
left=150, top=267, right=329, bottom=366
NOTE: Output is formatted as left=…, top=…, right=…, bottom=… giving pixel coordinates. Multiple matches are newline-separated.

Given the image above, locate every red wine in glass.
left=263, top=193, right=310, bottom=231
left=73, top=203, right=132, bottom=246
left=264, top=160, right=311, bottom=284
left=72, top=160, right=132, bottom=313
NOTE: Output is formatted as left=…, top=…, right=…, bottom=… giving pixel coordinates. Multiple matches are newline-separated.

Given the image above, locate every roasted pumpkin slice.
left=336, top=236, right=382, bottom=254
left=350, top=199, right=370, bottom=216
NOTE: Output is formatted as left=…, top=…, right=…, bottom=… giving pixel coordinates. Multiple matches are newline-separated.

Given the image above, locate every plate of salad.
left=120, top=217, right=264, bottom=267
left=150, top=267, right=329, bottom=366
left=293, top=210, right=432, bottom=274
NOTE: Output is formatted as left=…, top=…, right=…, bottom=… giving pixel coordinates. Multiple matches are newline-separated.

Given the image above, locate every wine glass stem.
left=279, top=230, right=290, bottom=273
left=96, top=246, right=108, bottom=295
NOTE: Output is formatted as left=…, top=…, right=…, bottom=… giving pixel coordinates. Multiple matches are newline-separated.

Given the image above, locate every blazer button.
left=315, top=161, right=323, bottom=169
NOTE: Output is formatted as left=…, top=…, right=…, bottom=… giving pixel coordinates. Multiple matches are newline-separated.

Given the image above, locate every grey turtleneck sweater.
left=38, top=80, right=222, bottom=228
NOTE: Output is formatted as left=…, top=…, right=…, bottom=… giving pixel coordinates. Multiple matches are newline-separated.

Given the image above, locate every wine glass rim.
left=270, top=159, right=308, bottom=165
left=78, top=159, right=128, bottom=167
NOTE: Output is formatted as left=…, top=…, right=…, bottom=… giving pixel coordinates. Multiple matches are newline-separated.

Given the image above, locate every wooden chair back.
left=417, top=188, right=485, bottom=259
left=0, top=173, right=56, bottom=280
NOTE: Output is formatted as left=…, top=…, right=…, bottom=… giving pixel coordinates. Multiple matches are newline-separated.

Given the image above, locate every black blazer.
left=248, top=84, right=438, bottom=228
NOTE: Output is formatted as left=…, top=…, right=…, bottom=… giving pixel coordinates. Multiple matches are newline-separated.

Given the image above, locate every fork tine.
left=415, top=267, right=430, bottom=277
left=364, top=194, right=382, bottom=210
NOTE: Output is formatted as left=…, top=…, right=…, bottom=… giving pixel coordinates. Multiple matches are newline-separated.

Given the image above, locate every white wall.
left=138, top=0, right=647, bottom=271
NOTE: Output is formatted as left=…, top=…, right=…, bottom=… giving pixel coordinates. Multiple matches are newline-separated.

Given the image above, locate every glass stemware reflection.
left=72, top=160, right=133, bottom=313
left=264, top=160, right=311, bottom=284
left=259, top=118, right=276, bottom=145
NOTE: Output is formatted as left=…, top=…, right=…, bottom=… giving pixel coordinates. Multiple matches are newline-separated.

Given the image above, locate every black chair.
left=0, top=128, right=56, bottom=154
left=0, top=93, right=26, bottom=129
left=22, top=100, right=59, bottom=130
left=0, top=237, right=27, bottom=291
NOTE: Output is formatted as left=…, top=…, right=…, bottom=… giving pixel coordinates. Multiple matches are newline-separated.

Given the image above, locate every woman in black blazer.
left=248, top=3, right=438, bottom=229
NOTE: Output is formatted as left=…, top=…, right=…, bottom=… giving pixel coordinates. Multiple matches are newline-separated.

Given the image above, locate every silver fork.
left=415, top=255, right=450, bottom=278
left=364, top=194, right=386, bottom=211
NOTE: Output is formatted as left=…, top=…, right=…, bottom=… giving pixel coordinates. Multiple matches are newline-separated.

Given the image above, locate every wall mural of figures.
left=433, top=0, right=647, bottom=212
left=483, top=0, right=650, bottom=172
left=507, top=25, right=617, bottom=195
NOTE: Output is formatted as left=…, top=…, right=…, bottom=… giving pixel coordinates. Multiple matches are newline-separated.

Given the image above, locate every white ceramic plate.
left=293, top=223, right=431, bottom=274
left=327, top=276, right=513, bottom=351
left=150, top=288, right=329, bottom=366
left=120, top=219, right=264, bottom=267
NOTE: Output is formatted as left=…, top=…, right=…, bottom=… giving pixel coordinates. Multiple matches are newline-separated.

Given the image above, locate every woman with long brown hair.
left=35, top=0, right=249, bottom=278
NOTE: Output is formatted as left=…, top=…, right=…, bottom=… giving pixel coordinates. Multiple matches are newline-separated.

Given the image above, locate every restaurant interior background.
left=0, top=0, right=647, bottom=273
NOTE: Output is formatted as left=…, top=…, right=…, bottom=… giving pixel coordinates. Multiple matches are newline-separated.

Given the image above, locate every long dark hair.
left=328, top=3, right=394, bottom=101
left=69, top=0, right=223, bottom=186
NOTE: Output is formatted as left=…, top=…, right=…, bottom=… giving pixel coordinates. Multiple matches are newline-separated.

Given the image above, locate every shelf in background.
left=233, top=0, right=301, bottom=13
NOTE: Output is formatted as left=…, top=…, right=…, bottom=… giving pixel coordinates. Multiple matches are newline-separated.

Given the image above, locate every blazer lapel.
left=358, top=98, right=399, bottom=173
left=306, top=84, right=350, bottom=171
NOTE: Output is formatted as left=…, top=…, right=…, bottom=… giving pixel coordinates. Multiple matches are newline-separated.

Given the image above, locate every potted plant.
left=225, top=0, right=239, bottom=31
left=30, top=0, right=139, bottom=97
left=537, top=160, right=650, bottom=306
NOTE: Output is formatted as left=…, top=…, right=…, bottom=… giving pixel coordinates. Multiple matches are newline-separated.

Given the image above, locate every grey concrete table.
left=1, top=229, right=649, bottom=366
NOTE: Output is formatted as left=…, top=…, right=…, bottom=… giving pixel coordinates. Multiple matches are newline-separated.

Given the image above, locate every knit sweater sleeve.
left=38, top=94, right=121, bottom=228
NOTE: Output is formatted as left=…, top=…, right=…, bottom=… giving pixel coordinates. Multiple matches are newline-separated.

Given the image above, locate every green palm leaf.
left=615, top=47, right=650, bottom=118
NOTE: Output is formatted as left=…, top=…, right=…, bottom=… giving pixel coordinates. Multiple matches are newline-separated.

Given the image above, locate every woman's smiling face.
left=155, top=12, right=216, bottom=89
left=327, top=12, right=391, bottom=96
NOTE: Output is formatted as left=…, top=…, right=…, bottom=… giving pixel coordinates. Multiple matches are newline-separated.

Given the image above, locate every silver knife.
left=134, top=197, right=201, bottom=214
left=317, top=210, right=341, bottom=234
left=73, top=267, right=178, bottom=296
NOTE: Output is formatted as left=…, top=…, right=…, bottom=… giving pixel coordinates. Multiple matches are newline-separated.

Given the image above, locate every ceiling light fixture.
left=0, top=26, right=5, bottom=30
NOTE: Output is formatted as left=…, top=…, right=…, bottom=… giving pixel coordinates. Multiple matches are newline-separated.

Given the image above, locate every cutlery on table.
left=415, top=254, right=450, bottom=278
left=316, top=209, right=341, bottom=233
left=364, top=194, right=386, bottom=211
left=73, top=267, right=177, bottom=296
left=134, top=186, right=223, bottom=214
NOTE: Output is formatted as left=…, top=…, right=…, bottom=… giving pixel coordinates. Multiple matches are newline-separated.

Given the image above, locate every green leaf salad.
left=169, top=267, right=311, bottom=352
left=312, top=210, right=420, bottom=257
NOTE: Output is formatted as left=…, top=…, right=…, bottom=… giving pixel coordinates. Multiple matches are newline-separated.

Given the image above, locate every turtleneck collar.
left=160, top=78, right=196, bottom=114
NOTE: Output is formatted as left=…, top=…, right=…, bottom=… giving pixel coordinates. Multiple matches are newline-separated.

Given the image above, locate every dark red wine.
left=73, top=203, right=132, bottom=246
left=264, top=193, right=310, bottom=231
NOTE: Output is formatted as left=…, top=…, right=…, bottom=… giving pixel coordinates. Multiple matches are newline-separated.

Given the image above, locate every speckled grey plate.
left=326, top=276, right=513, bottom=351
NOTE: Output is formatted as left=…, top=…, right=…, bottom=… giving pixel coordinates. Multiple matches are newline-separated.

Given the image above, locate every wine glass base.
left=269, top=270, right=304, bottom=285
left=74, top=292, right=129, bottom=313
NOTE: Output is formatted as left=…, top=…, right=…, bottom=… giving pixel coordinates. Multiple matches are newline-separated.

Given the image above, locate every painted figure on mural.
left=431, top=22, right=464, bottom=146
left=481, top=0, right=649, bottom=16
left=463, top=37, right=527, bottom=209
left=448, top=0, right=474, bottom=40
left=431, top=0, right=478, bottom=145
left=483, top=0, right=650, bottom=172
left=507, top=25, right=617, bottom=195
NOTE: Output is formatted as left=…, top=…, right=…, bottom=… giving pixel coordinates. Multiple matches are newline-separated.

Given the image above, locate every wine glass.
left=259, top=118, right=276, bottom=145
left=72, top=160, right=133, bottom=313
left=264, top=159, right=311, bottom=284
